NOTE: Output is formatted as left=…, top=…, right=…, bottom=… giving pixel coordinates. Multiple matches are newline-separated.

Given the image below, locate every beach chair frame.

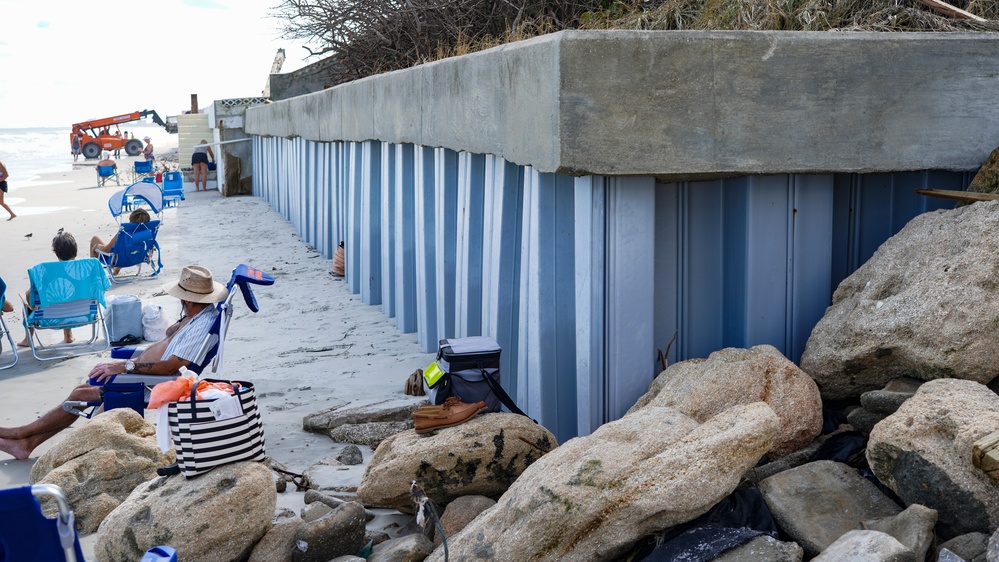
left=22, top=298, right=110, bottom=361
left=0, top=278, right=17, bottom=370
left=64, top=264, right=274, bottom=419
left=162, top=171, right=184, bottom=208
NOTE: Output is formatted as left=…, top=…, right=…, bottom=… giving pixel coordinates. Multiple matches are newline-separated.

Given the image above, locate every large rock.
left=425, top=403, right=779, bottom=562
left=714, top=535, right=803, bottom=562
left=435, top=495, right=496, bottom=549
left=800, top=201, right=999, bottom=399
left=303, top=397, right=429, bottom=433
left=758, top=460, right=902, bottom=557
left=628, top=344, right=822, bottom=458
left=868, top=378, right=999, bottom=539
left=862, top=504, right=937, bottom=562
left=292, top=501, right=367, bottom=562
left=357, top=412, right=556, bottom=513
left=248, top=513, right=304, bottom=562
left=29, top=408, right=174, bottom=533
left=93, top=462, right=276, bottom=562
left=811, top=530, right=915, bottom=562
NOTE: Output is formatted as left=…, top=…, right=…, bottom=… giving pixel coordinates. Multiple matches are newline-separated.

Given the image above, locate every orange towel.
left=148, top=377, right=234, bottom=409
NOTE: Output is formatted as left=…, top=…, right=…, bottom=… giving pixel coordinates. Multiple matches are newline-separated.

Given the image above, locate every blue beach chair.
left=21, top=258, right=111, bottom=361
left=94, top=220, right=163, bottom=284
left=0, top=276, right=18, bottom=370
left=64, top=264, right=275, bottom=419
left=0, top=483, right=178, bottom=562
left=162, top=171, right=184, bottom=208
left=130, top=160, right=154, bottom=183
left=96, top=165, right=121, bottom=187
left=0, top=484, right=86, bottom=562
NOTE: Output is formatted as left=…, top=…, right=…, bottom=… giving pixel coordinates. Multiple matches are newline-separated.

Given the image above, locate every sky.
left=0, top=0, right=317, bottom=128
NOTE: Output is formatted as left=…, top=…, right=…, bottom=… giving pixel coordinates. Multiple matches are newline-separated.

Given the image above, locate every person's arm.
left=0, top=162, right=7, bottom=180
left=88, top=355, right=190, bottom=382
left=207, top=146, right=215, bottom=162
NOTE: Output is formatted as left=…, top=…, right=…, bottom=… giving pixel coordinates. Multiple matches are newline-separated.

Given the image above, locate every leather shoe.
left=413, top=397, right=488, bottom=434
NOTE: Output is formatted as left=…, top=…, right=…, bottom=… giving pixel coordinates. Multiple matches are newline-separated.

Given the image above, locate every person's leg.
left=63, top=328, right=74, bottom=344
left=2, top=299, right=11, bottom=313
left=0, top=190, right=14, bottom=220
left=90, top=235, right=107, bottom=258
left=193, top=163, right=202, bottom=191
left=0, top=384, right=100, bottom=459
left=17, top=289, right=32, bottom=347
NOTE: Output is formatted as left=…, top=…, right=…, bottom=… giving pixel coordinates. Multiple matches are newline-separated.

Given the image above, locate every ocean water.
left=0, top=122, right=173, bottom=192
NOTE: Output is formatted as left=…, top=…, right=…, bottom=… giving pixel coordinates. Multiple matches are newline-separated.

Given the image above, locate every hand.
left=89, top=362, right=124, bottom=383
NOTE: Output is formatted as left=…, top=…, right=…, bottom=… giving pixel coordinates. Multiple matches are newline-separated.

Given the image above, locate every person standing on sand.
left=0, top=161, right=15, bottom=220
left=142, top=136, right=155, bottom=162
left=191, top=139, right=215, bottom=192
left=71, top=133, right=82, bottom=162
left=0, top=265, right=227, bottom=460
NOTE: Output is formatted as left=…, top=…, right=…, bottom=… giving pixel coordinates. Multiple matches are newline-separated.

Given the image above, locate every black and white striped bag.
left=167, top=379, right=266, bottom=478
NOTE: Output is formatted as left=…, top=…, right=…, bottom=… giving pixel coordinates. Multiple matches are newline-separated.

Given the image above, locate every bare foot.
left=63, top=335, right=75, bottom=344
left=16, top=338, right=29, bottom=348
left=0, top=436, right=31, bottom=460
left=6, top=215, right=14, bottom=221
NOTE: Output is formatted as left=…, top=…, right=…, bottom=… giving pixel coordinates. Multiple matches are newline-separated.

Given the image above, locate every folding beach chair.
left=96, top=165, right=121, bottom=187
left=162, top=171, right=184, bottom=208
left=130, top=160, right=155, bottom=183
left=94, top=220, right=163, bottom=284
left=21, top=258, right=111, bottom=361
left=64, top=264, right=275, bottom=419
left=0, top=276, right=18, bottom=370
left=0, top=483, right=179, bottom=562
left=0, top=484, right=86, bottom=562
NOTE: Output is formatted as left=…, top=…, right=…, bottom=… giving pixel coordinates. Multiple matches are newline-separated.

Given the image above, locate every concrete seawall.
left=248, top=30, right=999, bottom=179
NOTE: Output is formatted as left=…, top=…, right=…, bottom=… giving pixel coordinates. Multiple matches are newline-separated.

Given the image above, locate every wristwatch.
left=125, top=360, right=136, bottom=373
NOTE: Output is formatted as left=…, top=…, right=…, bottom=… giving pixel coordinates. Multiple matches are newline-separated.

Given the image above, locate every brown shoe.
left=412, top=396, right=461, bottom=416
left=413, top=397, right=488, bottom=434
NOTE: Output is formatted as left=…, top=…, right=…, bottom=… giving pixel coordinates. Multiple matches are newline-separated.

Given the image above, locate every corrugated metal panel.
left=252, top=135, right=972, bottom=442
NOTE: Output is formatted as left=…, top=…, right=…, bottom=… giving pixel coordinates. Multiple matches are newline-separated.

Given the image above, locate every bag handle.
left=481, top=368, right=537, bottom=424
left=186, top=379, right=252, bottom=423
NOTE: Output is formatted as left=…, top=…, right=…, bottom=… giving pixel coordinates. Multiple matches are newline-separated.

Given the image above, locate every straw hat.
left=163, top=265, right=228, bottom=304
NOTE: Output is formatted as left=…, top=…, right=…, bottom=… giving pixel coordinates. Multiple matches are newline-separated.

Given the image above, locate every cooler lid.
left=444, top=336, right=500, bottom=354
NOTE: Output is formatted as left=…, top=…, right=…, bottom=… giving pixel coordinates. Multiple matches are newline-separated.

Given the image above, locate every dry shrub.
left=273, top=0, right=999, bottom=87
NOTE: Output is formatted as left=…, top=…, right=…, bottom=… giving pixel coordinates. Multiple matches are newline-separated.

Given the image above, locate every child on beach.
left=0, top=161, right=15, bottom=220
left=18, top=229, right=79, bottom=347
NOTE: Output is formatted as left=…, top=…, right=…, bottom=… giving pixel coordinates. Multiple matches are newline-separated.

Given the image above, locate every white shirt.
left=162, top=305, right=219, bottom=365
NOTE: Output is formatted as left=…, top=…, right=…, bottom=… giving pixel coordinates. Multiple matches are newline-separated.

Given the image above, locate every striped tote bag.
left=167, top=380, right=266, bottom=478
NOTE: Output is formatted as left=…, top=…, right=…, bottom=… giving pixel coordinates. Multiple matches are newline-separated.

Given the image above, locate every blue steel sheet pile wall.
left=252, top=136, right=967, bottom=442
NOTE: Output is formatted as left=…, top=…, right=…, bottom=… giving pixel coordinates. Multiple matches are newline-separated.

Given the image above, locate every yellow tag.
left=423, top=361, right=444, bottom=387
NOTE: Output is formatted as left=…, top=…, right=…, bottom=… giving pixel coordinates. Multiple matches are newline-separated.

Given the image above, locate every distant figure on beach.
left=71, top=132, right=82, bottom=162
left=0, top=265, right=228, bottom=460
left=112, top=130, right=121, bottom=157
left=18, top=229, right=78, bottom=348
left=0, top=161, right=14, bottom=220
left=142, top=136, right=154, bottom=161
left=192, top=139, right=215, bottom=192
left=90, top=208, right=150, bottom=274
left=97, top=151, right=116, bottom=170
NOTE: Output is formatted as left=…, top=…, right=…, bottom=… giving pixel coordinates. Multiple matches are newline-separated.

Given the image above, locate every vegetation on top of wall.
left=272, top=0, right=999, bottom=87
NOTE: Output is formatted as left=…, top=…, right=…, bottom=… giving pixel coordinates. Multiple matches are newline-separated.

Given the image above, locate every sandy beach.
left=0, top=144, right=435, bottom=551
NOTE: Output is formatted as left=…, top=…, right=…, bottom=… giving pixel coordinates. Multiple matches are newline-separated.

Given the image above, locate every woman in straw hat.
left=0, top=265, right=228, bottom=460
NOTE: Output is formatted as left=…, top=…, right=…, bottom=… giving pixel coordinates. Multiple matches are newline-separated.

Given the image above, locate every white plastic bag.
left=142, top=304, right=170, bottom=342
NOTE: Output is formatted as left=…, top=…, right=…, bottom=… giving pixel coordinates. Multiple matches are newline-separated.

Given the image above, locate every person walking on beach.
left=71, top=133, right=82, bottom=162
left=0, top=265, right=228, bottom=460
left=0, top=161, right=14, bottom=220
left=142, top=136, right=155, bottom=162
left=192, top=139, right=215, bottom=192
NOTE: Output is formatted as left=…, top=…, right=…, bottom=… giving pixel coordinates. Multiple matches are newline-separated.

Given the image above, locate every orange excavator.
left=71, top=110, right=171, bottom=159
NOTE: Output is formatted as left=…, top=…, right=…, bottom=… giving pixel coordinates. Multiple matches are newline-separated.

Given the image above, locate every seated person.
left=18, top=229, right=78, bottom=347
left=0, top=265, right=228, bottom=460
left=97, top=151, right=116, bottom=170
left=90, top=208, right=152, bottom=273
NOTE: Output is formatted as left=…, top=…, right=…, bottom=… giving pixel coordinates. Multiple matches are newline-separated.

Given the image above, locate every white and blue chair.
left=0, top=276, right=17, bottom=370
left=21, top=258, right=111, bottom=361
